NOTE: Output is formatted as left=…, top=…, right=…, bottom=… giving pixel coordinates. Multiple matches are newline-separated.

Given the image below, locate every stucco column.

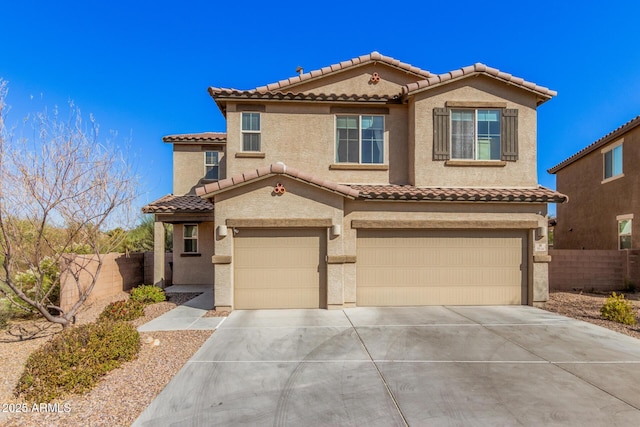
left=153, top=219, right=165, bottom=288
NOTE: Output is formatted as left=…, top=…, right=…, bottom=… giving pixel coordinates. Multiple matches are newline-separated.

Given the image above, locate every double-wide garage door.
left=357, top=229, right=527, bottom=306
left=234, top=228, right=326, bottom=309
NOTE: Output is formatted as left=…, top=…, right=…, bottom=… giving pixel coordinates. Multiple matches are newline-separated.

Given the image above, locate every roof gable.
left=549, top=115, right=640, bottom=173
left=254, top=51, right=433, bottom=94
left=402, top=63, right=556, bottom=105
left=195, top=163, right=360, bottom=199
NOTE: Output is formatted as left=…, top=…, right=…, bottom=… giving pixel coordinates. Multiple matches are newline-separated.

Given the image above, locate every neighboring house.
left=549, top=115, right=640, bottom=250
left=143, top=52, right=566, bottom=310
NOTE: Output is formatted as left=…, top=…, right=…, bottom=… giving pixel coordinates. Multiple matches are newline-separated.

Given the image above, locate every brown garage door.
left=234, top=228, right=326, bottom=309
left=356, top=229, right=527, bottom=306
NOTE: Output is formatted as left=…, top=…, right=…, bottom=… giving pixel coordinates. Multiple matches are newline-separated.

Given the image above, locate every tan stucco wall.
left=172, top=221, right=215, bottom=284
left=555, top=127, right=640, bottom=249
left=284, top=63, right=424, bottom=96
left=173, top=145, right=225, bottom=195
left=211, top=177, right=550, bottom=308
left=212, top=176, right=346, bottom=309
left=343, top=200, right=550, bottom=304
left=222, top=75, right=541, bottom=189
left=410, top=76, right=540, bottom=187
left=225, top=102, right=409, bottom=185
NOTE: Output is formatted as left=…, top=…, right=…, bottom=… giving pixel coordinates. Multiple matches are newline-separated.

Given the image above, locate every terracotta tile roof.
left=351, top=184, right=568, bottom=203
left=196, top=163, right=361, bottom=199
left=402, top=63, right=557, bottom=103
left=162, top=132, right=227, bottom=143
left=254, top=51, right=434, bottom=93
left=208, top=88, right=399, bottom=103
left=548, top=114, right=640, bottom=173
left=142, top=195, right=214, bottom=214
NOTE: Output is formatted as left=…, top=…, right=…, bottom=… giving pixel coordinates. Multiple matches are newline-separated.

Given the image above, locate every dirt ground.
left=543, top=290, right=640, bottom=339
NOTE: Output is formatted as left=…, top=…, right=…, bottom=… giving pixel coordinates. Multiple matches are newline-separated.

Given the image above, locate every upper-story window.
left=336, top=115, right=384, bottom=164
left=451, top=109, right=501, bottom=160
left=433, top=107, right=518, bottom=162
left=204, top=151, right=219, bottom=180
left=241, top=112, right=261, bottom=151
left=603, top=143, right=623, bottom=180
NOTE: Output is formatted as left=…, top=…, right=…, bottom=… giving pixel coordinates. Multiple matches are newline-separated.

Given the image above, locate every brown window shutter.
left=501, top=109, right=518, bottom=161
left=433, top=108, right=450, bottom=160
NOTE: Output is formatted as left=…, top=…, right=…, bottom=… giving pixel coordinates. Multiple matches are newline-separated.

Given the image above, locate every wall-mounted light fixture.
left=536, top=226, right=546, bottom=240
left=331, top=224, right=342, bottom=237
left=218, top=225, right=228, bottom=237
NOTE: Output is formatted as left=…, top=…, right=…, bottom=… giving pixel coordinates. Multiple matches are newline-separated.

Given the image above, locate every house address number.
left=535, top=243, right=547, bottom=252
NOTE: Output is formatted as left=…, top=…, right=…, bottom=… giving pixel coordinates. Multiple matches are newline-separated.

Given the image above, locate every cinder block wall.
left=549, top=249, right=625, bottom=292
left=59, top=253, right=144, bottom=313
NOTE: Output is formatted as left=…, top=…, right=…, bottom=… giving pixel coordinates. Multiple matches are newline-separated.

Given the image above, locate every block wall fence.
left=60, top=252, right=173, bottom=313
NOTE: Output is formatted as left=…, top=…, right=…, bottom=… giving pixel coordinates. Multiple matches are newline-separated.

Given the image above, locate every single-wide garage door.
left=234, top=228, right=326, bottom=309
left=357, top=229, right=527, bottom=306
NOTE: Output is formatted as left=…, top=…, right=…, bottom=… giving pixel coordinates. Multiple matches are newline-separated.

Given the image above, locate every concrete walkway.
left=137, top=285, right=225, bottom=332
left=133, top=306, right=640, bottom=426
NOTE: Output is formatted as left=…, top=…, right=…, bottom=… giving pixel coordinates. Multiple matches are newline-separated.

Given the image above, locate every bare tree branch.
left=0, top=79, right=137, bottom=328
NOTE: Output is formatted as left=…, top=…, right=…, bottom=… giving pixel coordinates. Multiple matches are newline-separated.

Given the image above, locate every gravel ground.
left=0, top=292, right=213, bottom=427
left=3, top=290, right=640, bottom=426
left=544, top=290, right=640, bottom=339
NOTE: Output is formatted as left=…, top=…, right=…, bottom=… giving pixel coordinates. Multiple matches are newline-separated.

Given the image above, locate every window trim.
left=240, top=112, right=261, bottom=152
left=449, top=108, right=502, bottom=161
left=334, top=114, right=385, bottom=165
left=183, top=224, right=198, bottom=254
left=601, top=139, right=624, bottom=183
left=204, top=151, right=219, bottom=181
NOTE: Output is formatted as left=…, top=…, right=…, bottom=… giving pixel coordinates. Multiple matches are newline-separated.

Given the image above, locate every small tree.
left=0, top=79, right=136, bottom=328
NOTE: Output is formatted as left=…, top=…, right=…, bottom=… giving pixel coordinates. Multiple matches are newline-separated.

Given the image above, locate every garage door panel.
left=234, top=229, right=326, bottom=309
left=357, top=286, right=522, bottom=306
left=357, top=229, right=526, bottom=306
left=235, top=268, right=320, bottom=290
left=234, top=288, right=322, bottom=310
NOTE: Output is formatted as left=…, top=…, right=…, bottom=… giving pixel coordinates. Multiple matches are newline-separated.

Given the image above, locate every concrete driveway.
left=133, top=306, right=640, bottom=426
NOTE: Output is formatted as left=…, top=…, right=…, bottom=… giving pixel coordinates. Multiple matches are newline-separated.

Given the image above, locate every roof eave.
left=402, top=72, right=556, bottom=103
left=197, top=174, right=358, bottom=200
left=549, top=115, right=640, bottom=174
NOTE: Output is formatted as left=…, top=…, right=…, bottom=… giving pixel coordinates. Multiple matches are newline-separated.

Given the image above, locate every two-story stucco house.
left=143, top=52, right=566, bottom=310
left=549, top=115, right=640, bottom=250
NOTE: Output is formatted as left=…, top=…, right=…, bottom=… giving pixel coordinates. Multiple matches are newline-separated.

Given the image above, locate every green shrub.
left=130, top=284, right=166, bottom=305
left=98, top=299, right=145, bottom=322
left=600, top=292, right=637, bottom=325
left=15, top=320, right=140, bottom=402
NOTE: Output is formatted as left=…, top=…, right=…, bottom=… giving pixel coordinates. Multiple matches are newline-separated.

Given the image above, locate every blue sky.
left=2, top=1, right=639, bottom=220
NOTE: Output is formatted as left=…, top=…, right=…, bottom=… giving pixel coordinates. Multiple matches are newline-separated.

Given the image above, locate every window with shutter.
left=432, top=107, right=518, bottom=162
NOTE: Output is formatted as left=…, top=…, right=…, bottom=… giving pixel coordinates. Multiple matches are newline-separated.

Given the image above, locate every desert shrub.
left=16, top=320, right=140, bottom=402
left=98, top=299, right=145, bottom=322
left=130, top=284, right=166, bottom=305
left=600, top=292, right=636, bottom=325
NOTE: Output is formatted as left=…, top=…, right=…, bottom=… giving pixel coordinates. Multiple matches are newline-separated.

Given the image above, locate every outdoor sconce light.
left=331, top=224, right=342, bottom=237
left=536, top=226, right=546, bottom=240
left=218, top=225, right=228, bottom=237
